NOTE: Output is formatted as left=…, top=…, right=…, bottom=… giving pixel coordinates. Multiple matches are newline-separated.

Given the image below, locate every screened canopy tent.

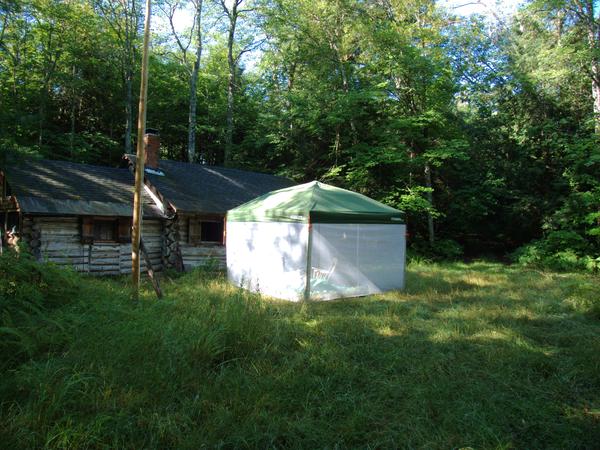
left=226, top=181, right=406, bottom=301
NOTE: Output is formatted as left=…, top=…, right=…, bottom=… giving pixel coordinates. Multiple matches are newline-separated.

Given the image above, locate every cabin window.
left=188, top=218, right=224, bottom=245
left=81, top=217, right=131, bottom=244
left=94, top=219, right=117, bottom=242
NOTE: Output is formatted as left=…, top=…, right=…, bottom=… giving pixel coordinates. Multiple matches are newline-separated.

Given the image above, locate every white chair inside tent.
left=311, top=257, right=338, bottom=283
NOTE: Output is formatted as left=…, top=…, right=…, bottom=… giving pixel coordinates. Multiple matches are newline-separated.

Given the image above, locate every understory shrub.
left=0, top=252, right=80, bottom=370
left=512, top=234, right=600, bottom=273
left=410, top=238, right=464, bottom=260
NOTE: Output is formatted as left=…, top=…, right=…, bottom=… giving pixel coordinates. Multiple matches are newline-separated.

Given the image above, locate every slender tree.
left=217, top=0, right=261, bottom=165
left=160, top=0, right=204, bottom=162
left=94, top=0, right=141, bottom=154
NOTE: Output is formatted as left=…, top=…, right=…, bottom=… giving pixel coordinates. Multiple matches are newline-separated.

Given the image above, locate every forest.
left=1, top=0, right=599, bottom=268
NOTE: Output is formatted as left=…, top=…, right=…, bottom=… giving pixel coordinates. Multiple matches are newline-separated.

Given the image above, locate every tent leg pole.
left=303, top=221, right=312, bottom=301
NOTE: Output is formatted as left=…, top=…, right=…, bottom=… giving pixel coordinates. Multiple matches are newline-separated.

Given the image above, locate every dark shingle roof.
left=125, top=155, right=295, bottom=214
left=5, top=159, right=163, bottom=218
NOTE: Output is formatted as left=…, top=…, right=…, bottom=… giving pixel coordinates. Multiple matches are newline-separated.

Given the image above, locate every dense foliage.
left=1, top=0, right=599, bottom=266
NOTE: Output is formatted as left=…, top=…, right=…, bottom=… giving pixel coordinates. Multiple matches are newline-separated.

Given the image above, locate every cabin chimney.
left=144, top=129, right=160, bottom=170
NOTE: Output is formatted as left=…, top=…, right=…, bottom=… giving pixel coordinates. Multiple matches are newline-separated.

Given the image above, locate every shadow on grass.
left=257, top=306, right=599, bottom=448
left=1, top=262, right=599, bottom=449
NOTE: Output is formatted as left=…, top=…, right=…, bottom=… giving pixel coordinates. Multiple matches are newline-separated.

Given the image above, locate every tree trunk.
left=38, top=91, right=45, bottom=147
left=223, top=2, right=238, bottom=166
left=334, top=125, right=341, bottom=166
left=125, top=68, right=133, bottom=154
left=224, top=16, right=236, bottom=166
left=70, top=65, right=76, bottom=157
left=123, top=1, right=137, bottom=156
left=578, top=0, right=600, bottom=134
left=339, top=60, right=358, bottom=145
left=187, top=0, right=203, bottom=163
left=588, top=20, right=600, bottom=134
left=38, top=49, right=59, bottom=148
left=286, top=62, right=296, bottom=134
left=424, top=162, right=435, bottom=246
left=94, top=0, right=138, bottom=154
left=592, top=61, right=600, bottom=134
left=588, top=12, right=600, bottom=135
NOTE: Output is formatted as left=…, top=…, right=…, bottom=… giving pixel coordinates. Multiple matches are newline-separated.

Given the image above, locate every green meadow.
left=1, top=253, right=599, bottom=449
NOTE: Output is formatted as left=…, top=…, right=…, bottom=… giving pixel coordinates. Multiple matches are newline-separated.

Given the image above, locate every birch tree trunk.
left=223, top=0, right=239, bottom=166
left=123, top=0, right=137, bottom=155
left=583, top=1, right=600, bottom=134
left=70, top=65, right=76, bottom=157
left=95, top=0, right=139, bottom=155
left=37, top=26, right=61, bottom=147
left=424, top=163, right=435, bottom=245
left=339, top=59, right=358, bottom=145
left=125, top=67, right=133, bottom=153
left=572, top=0, right=600, bottom=134
left=592, top=61, right=600, bottom=134
left=588, top=22, right=600, bottom=134
left=187, top=0, right=203, bottom=162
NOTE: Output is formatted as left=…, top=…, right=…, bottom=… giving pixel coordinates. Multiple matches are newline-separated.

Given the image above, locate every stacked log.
left=163, top=217, right=184, bottom=271
left=21, top=216, right=41, bottom=259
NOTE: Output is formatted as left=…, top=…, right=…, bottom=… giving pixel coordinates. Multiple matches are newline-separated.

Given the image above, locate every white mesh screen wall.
left=309, top=223, right=406, bottom=300
left=227, top=221, right=309, bottom=301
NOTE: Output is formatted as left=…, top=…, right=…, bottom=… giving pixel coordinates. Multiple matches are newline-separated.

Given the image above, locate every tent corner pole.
left=303, top=217, right=313, bottom=301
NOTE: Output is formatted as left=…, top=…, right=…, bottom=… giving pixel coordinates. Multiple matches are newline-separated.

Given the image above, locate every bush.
left=0, top=252, right=80, bottom=369
left=410, top=238, right=464, bottom=261
left=543, top=230, right=588, bottom=254
left=432, top=238, right=464, bottom=259
left=512, top=239, right=600, bottom=273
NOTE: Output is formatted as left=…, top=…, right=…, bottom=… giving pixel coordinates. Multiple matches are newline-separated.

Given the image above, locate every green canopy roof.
left=227, top=181, right=403, bottom=224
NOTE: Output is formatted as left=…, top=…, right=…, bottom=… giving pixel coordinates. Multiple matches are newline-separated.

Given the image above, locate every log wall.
left=178, top=215, right=226, bottom=270
left=20, top=214, right=228, bottom=274
left=27, top=216, right=163, bottom=275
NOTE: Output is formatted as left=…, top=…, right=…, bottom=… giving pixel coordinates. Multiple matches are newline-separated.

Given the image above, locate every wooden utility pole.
left=132, top=0, right=152, bottom=299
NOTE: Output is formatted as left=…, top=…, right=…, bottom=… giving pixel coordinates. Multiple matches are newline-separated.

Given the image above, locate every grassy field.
left=1, top=255, right=599, bottom=449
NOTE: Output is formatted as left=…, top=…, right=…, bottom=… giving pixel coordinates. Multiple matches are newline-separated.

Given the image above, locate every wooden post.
left=303, top=218, right=313, bottom=301
left=140, top=239, right=162, bottom=298
left=132, top=0, right=152, bottom=300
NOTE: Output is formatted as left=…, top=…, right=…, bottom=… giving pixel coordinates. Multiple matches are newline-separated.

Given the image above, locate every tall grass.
left=0, top=252, right=79, bottom=371
left=1, top=255, right=599, bottom=448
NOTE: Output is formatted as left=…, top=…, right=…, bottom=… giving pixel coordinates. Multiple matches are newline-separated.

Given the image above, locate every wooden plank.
left=42, top=253, right=86, bottom=260
left=140, top=238, right=162, bottom=298
left=89, top=267, right=120, bottom=272
left=40, top=236, right=81, bottom=244
left=37, top=216, right=79, bottom=223
left=44, top=232, right=80, bottom=241
left=38, top=221, right=78, bottom=228
left=183, top=258, right=226, bottom=267
left=183, top=256, right=226, bottom=262
left=178, top=218, right=189, bottom=242
left=92, top=244, right=120, bottom=250
left=141, top=225, right=162, bottom=233
left=42, top=244, right=82, bottom=252
left=181, top=247, right=225, bottom=257
left=37, top=223, right=78, bottom=230
left=90, top=251, right=120, bottom=258
left=90, top=258, right=121, bottom=265
left=90, top=271, right=121, bottom=276
left=42, top=252, right=85, bottom=259
left=45, top=258, right=87, bottom=265
left=41, top=242, right=84, bottom=251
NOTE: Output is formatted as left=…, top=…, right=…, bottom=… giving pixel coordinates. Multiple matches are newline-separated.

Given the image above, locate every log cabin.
left=123, top=132, right=293, bottom=270
left=0, top=132, right=293, bottom=274
left=0, top=158, right=164, bottom=274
